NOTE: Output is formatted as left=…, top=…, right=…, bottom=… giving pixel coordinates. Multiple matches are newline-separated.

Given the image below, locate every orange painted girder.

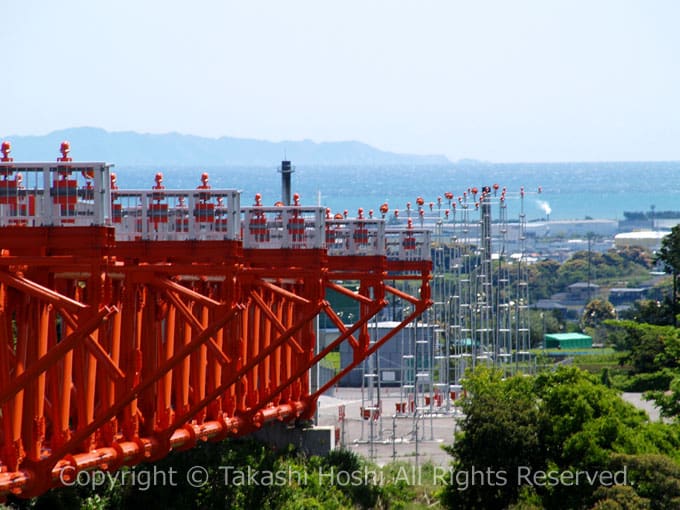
left=0, top=226, right=432, bottom=499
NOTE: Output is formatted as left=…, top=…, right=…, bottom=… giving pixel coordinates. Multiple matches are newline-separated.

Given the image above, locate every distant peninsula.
left=0, top=127, right=451, bottom=166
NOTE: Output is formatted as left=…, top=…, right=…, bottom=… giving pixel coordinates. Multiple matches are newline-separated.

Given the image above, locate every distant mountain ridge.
left=0, top=127, right=451, bottom=166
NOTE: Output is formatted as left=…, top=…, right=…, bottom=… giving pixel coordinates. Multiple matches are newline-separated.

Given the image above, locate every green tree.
left=617, top=245, right=654, bottom=270
left=441, top=367, right=545, bottom=510
left=601, top=454, right=680, bottom=510
left=555, top=249, right=650, bottom=291
left=656, top=225, right=680, bottom=327
left=581, top=299, right=616, bottom=344
left=647, top=375, right=680, bottom=421
left=619, top=298, right=676, bottom=326
left=589, top=484, right=652, bottom=510
left=526, top=259, right=561, bottom=301
left=557, top=256, right=590, bottom=288
left=442, top=366, right=680, bottom=510
left=607, top=321, right=680, bottom=374
left=581, top=299, right=616, bottom=330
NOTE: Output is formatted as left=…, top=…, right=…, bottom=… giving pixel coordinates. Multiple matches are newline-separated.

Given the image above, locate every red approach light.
left=1, top=141, right=12, bottom=162
left=198, top=172, right=210, bottom=189
left=153, top=173, right=164, bottom=189
left=58, top=141, right=72, bottom=162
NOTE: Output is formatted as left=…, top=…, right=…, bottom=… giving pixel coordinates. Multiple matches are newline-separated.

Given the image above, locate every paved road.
left=317, top=387, right=459, bottom=466
left=621, top=392, right=664, bottom=422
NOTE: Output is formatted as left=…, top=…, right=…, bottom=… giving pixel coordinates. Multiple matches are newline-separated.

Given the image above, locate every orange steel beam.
left=315, top=300, right=387, bottom=362
left=0, top=272, right=88, bottom=313
left=254, top=278, right=311, bottom=305
left=325, top=280, right=375, bottom=305
left=49, top=303, right=245, bottom=462
left=160, top=287, right=232, bottom=366
left=0, top=306, right=117, bottom=406
left=165, top=303, right=323, bottom=433
left=152, top=276, right=224, bottom=307
left=0, top=204, right=433, bottom=500
left=0, top=266, right=243, bottom=494
left=245, top=294, right=389, bottom=421
left=57, top=308, right=125, bottom=381
left=312, top=302, right=431, bottom=399
left=0, top=412, right=285, bottom=496
left=322, top=302, right=360, bottom=350
left=249, top=290, right=304, bottom=354
left=384, top=283, right=424, bottom=306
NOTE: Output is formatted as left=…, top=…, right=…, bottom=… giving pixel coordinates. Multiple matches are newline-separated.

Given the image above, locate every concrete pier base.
left=251, top=422, right=337, bottom=457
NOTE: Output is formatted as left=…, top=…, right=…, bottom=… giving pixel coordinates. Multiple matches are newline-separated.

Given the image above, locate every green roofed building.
left=544, top=332, right=592, bottom=349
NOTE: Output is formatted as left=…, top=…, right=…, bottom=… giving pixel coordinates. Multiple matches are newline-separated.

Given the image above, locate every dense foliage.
left=656, top=225, right=680, bottom=327
left=607, top=320, right=680, bottom=375
left=526, top=248, right=651, bottom=301
left=441, top=367, right=680, bottom=510
left=619, top=297, right=676, bottom=326
left=9, top=441, right=424, bottom=510
left=657, top=225, right=680, bottom=277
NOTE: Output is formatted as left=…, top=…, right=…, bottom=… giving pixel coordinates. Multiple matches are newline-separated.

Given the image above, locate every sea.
left=112, top=161, right=680, bottom=223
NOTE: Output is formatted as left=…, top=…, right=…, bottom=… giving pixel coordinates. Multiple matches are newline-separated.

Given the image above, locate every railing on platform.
left=325, top=218, right=385, bottom=256
left=0, top=162, right=112, bottom=227
left=386, top=224, right=432, bottom=261
left=0, top=163, right=433, bottom=261
left=242, top=206, right=325, bottom=249
left=112, top=188, right=241, bottom=241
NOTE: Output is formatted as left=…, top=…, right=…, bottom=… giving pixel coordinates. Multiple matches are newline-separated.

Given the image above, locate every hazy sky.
left=2, top=1, right=678, bottom=162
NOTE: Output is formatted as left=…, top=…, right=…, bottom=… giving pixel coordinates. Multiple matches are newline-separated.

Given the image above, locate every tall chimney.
left=278, top=160, right=294, bottom=206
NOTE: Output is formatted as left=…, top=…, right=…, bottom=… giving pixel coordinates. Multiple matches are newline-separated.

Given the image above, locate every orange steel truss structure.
left=0, top=143, right=432, bottom=498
